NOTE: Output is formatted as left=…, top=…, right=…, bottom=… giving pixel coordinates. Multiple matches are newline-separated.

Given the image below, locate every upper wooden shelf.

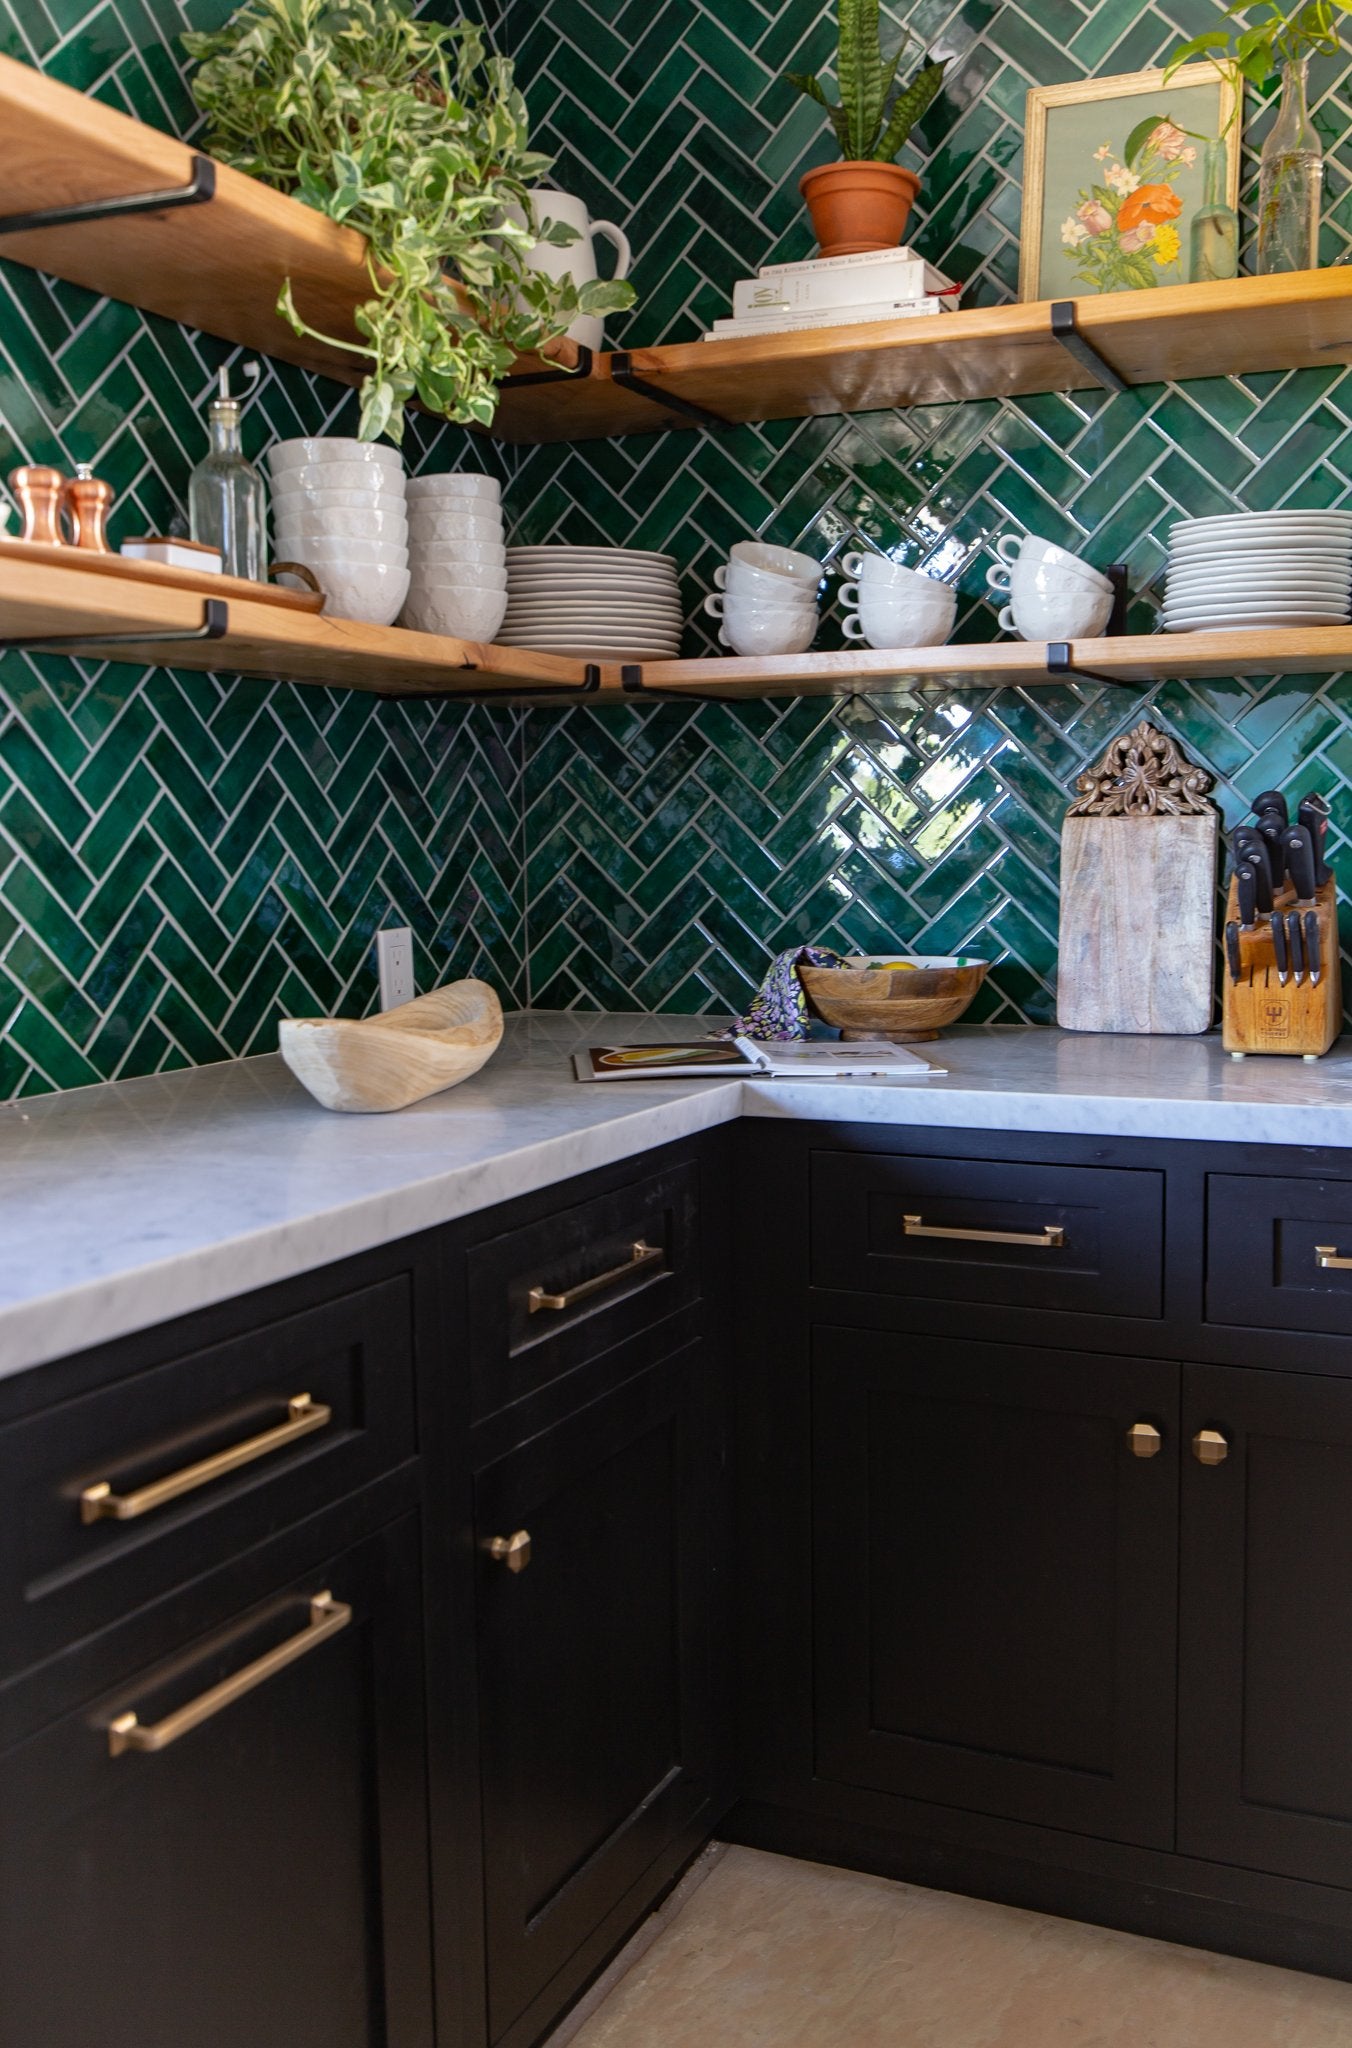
left=4, top=56, right=1352, bottom=446
left=6, top=556, right=1352, bottom=705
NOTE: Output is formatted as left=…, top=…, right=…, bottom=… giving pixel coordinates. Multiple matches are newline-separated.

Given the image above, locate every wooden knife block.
left=1222, top=877, right=1342, bottom=1057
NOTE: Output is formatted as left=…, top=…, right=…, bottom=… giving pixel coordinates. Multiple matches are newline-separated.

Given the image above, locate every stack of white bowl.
left=1163, top=509, right=1352, bottom=632
left=839, top=550, right=957, bottom=648
left=985, top=534, right=1114, bottom=640
left=267, top=437, right=409, bottom=626
left=500, top=547, right=681, bottom=658
left=402, top=474, right=507, bottom=641
left=701, top=541, right=820, bottom=655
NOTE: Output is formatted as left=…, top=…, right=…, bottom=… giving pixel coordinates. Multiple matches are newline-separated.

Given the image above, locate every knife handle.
left=1271, top=910, right=1289, bottom=985
left=1233, top=831, right=1274, bottom=910
left=1304, top=909, right=1322, bottom=987
left=1254, top=789, right=1289, bottom=827
left=1224, top=920, right=1242, bottom=985
left=1284, top=825, right=1318, bottom=905
left=1236, top=862, right=1258, bottom=930
left=1297, top=796, right=1332, bottom=885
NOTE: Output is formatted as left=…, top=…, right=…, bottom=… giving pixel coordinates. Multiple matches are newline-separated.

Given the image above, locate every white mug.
left=993, top=533, right=1112, bottom=590
left=518, top=189, right=632, bottom=353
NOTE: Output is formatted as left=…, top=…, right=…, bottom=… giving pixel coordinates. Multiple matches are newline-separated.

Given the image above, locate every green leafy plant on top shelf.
left=1166, top=0, right=1351, bottom=103
left=183, top=0, right=635, bottom=443
left=784, top=0, right=945, bottom=162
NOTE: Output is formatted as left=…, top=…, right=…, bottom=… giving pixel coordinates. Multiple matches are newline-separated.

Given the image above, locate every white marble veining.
left=7, top=1013, right=1352, bottom=1384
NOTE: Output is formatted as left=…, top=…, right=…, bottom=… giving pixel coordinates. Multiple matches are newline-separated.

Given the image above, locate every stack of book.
left=702, top=246, right=960, bottom=343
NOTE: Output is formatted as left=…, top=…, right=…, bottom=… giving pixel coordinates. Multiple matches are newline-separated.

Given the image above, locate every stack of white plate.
left=1164, top=510, right=1352, bottom=632
left=500, top=546, right=682, bottom=658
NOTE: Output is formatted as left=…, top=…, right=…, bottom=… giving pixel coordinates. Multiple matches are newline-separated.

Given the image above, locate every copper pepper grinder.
left=63, top=464, right=114, bottom=552
left=8, top=466, right=66, bottom=546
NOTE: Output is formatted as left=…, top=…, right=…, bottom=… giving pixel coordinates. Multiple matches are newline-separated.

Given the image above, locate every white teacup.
left=992, top=533, right=1112, bottom=591
left=704, top=591, right=816, bottom=624
left=715, top=558, right=820, bottom=600
left=840, top=551, right=932, bottom=587
left=718, top=611, right=818, bottom=655
left=998, top=584, right=1115, bottom=640
left=843, top=599, right=955, bottom=649
left=728, top=540, right=820, bottom=587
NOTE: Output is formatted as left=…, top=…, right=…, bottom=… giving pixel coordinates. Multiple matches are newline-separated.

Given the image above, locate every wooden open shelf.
left=5, top=56, right=1352, bottom=447
left=6, top=557, right=1352, bottom=703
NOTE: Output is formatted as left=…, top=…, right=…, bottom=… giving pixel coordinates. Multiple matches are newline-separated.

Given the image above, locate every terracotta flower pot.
left=799, top=160, right=920, bottom=258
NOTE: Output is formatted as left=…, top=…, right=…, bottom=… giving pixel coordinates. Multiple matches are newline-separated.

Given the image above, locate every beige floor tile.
left=565, top=1846, right=1352, bottom=2048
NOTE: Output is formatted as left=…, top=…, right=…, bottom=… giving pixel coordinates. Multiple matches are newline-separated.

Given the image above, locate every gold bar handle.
left=80, top=1393, right=332, bottom=1525
left=902, top=1214, right=1065, bottom=1249
left=107, top=1591, right=350, bottom=1757
left=1316, top=1245, right=1352, bottom=1270
left=528, top=1240, right=663, bottom=1315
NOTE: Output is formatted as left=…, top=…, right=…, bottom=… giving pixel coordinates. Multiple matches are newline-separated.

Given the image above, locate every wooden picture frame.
left=1020, top=64, right=1241, bottom=303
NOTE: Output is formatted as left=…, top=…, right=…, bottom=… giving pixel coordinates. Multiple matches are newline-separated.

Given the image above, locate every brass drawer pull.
left=902, top=1214, right=1066, bottom=1250
left=484, top=1529, right=532, bottom=1573
left=80, top=1393, right=333, bottom=1525
left=528, top=1239, right=663, bottom=1314
left=1128, top=1421, right=1162, bottom=1459
left=1316, top=1244, right=1352, bottom=1270
left=107, top=1591, right=350, bottom=1757
left=1193, top=1428, right=1230, bottom=1467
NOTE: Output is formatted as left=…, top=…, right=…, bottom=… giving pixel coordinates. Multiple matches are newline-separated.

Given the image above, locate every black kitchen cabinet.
left=0, top=1514, right=433, bottom=2048
left=812, top=1329, right=1180, bottom=1847
left=1179, top=1362, right=1352, bottom=1888
left=475, top=1340, right=719, bottom=2046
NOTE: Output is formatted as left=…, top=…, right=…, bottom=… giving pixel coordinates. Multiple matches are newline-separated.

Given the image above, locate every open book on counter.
left=573, top=1035, right=943, bottom=1081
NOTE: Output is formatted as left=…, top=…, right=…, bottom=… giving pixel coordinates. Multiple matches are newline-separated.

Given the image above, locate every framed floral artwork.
left=1019, top=64, right=1241, bottom=301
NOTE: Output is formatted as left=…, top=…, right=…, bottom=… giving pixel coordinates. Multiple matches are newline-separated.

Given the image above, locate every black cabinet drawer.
left=466, top=1161, right=698, bottom=1421
left=1206, top=1173, right=1352, bottom=1336
left=811, top=1150, right=1164, bottom=1317
left=0, top=1276, right=415, bottom=1681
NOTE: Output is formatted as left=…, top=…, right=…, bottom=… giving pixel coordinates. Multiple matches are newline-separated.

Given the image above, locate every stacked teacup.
left=268, top=437, right=409, bottom=625
left=986, top=534, right=1114, bottom=640
left=838, top=550, right=957, bottom=648
left=702, top=541, right=820, bottom=656
left=402, top=473, right=507, bottom=641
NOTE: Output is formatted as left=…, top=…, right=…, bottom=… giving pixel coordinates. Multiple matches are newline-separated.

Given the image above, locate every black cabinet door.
left=476, top=1344, right=715, bottom=2044
left=813, top=1329, right=1179, bottom=1846
left=1179, top=1363, right=1352, bottom=1886
left=0, top=1517, right=432, bottom=2048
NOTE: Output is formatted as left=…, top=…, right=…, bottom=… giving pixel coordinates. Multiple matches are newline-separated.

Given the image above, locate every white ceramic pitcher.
left=520, top=189, right=632, bottom=352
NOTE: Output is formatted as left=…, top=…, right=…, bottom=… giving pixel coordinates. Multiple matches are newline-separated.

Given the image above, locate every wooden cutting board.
left=0, top=538, right=324, bottom=610
left=1056, top=722, right=1219, bottom=1036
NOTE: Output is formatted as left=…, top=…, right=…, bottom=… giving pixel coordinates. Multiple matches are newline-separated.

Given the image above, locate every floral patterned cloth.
left=719, top=945, right=845, bottom=1041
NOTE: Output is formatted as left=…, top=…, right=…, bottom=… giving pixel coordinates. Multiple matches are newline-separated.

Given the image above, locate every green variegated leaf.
left=873, top=58, right=944, bottom=163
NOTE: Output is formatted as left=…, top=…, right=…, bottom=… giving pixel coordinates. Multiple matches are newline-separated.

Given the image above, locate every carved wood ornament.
left=1067, top=721, right=1215, bottom=818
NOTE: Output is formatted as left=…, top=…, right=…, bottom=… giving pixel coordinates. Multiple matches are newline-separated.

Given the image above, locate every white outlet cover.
left=376, top=927, right=415, bottom=1011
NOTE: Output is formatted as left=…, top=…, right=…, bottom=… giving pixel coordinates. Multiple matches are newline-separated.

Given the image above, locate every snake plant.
left=785, top=0, right=945, bottom=162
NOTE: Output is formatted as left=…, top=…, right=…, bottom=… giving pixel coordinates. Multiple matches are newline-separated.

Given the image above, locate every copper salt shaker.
left=64, top=465, right=114, bottom=552
left=8, top=466, right=66, bottom=546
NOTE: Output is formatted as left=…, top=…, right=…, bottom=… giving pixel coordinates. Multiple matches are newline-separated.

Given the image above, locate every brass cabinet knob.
left=1127, top=1421, right=1162, bottom=1459
left=484, top=1529, right=532, bottom=1573
left=1192, top=1428, right=1230, bottom=1467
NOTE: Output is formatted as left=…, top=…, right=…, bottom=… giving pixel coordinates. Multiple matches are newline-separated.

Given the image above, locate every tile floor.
left=564, top=1845, right=1352, bottom=2047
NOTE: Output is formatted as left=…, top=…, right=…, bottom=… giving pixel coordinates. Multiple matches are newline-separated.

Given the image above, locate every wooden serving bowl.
left=797, top=957, right=988, bottom=1043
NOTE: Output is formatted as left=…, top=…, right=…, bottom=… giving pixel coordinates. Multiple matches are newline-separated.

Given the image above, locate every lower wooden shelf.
left=4, top=557, right=1352, bottom=702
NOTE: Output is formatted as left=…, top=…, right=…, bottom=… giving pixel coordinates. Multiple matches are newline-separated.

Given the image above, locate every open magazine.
left=573, top=1034, right=943, bottom=1081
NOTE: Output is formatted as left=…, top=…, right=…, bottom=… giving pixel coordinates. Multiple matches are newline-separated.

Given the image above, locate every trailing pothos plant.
left=785, top=0, right=945, bottom=162
left=184, top=0, right=635, bottom=442
left=1166, top=1, right=1352, bottom=111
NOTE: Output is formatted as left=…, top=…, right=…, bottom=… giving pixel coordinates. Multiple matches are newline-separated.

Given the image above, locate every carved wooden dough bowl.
left=279, top=978, right=503, bottom=1112
left=797, top=959, right=988, bottom=1043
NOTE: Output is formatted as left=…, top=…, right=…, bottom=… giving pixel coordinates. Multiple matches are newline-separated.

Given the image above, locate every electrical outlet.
left=376, top=926, right=415, bottom=1011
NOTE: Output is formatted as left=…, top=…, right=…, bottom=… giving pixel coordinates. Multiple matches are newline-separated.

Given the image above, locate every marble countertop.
left=8, top=1011, right=1352, bottom=1383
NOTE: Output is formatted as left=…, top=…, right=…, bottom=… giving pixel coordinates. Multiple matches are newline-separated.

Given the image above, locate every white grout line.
left=537, top=1840, right=730, bottom=2048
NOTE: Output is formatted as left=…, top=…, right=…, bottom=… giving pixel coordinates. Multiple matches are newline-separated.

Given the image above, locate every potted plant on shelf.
left=183, top=0, right=635, bottom=442
left=1166, top=0, right=1351, bottom=273
left=785, top=1, right=945, bottom=257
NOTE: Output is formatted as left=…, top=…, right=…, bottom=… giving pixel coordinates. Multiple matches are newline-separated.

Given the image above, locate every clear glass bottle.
left=189, top=364, right=265, bottom=580
left=1258, top=56, right=1324, bottom=275
left=1190, top=136, right=1239, bottom=284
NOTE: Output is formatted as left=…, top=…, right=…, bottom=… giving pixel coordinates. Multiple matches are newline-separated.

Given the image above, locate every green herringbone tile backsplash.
left=8, top=0, right=1352, bottom=1090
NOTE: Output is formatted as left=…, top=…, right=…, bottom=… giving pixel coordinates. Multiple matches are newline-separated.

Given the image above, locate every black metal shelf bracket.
left=0, top=155, right=217, bottom=237
left=609, top=355, right=733, bottom=433
left=498, top=344, right=595, bottom=392
left=1049, top=301, right=1130, bottom=395
left=408, top=659, right=604, bottom=703
left=0, top=596, right=229, bottom=656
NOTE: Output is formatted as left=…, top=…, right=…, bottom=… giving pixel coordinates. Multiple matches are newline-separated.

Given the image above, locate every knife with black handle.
left=1298, top=792, right=1332, bottom=885
left=1233, top=829, right=1275, bottom=910
left=1236, top=861, right=1259, bottom=930
left=1271, top=910, right=1289, bottom=985
left=1304, top=909, right=1322, bottom=987
left=1284, top=825, right=1318, bottom=906
left=1287, top=910, right=1305, bottom=985
left=1255, top=790, right=1289, bottom=827
left=1224, top=920, right=1242, bottom=985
